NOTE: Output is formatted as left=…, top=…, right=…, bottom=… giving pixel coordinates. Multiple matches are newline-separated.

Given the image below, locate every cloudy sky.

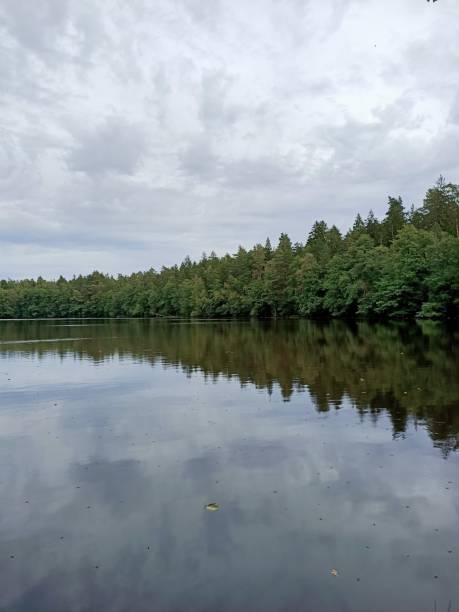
left=1, top=0, right=458, bottom=279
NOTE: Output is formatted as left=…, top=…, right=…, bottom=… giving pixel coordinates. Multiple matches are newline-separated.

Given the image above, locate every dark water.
left=0, top=319, right=458, bottom=612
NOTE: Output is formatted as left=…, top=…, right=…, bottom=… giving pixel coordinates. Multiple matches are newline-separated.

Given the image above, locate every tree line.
left=1, top=176, right=458, bottom=320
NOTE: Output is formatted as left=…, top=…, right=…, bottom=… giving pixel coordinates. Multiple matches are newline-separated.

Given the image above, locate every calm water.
left=0, top=319, right=458, bottom=612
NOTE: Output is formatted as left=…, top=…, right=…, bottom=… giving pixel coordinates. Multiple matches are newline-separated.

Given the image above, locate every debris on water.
left=205, top=503, right=219, bottom=512
left=330, top=568, right=338, bottom=576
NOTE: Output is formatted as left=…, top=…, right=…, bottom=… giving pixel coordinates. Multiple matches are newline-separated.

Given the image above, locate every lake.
left=0, top=319, right=458, bottom=612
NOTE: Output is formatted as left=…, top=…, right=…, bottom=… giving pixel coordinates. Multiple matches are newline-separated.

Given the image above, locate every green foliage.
left=1, top=177, right=458, bottom=321
left=381, top=196, right=406, bottom=244
left=264, top=233, right=294, bottom=316
left=323, top=235, right=382, bottom=317
left=372, top=226, right=435, bottom=318
left=365, top=210, right=382, bottom=244
left=415, top=176, right=459, bottom=237
left=420, top=233, right=459, bottom=318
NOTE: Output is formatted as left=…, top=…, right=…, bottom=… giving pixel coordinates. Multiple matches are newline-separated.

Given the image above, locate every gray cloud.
left=198, top=71, right=243, bottom=130
left=67, top=117, right=147, bottom=176
left=0, top=0, right=70, bottom=55
left=449, top=93, right=459, bottom=125
left=179, top=138, right=221, bottom=181
left=1, top=0, right=458, bottom=278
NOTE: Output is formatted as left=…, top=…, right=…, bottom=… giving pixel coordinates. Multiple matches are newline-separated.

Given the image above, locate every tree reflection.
left=1, top=319, right=458, bottom=455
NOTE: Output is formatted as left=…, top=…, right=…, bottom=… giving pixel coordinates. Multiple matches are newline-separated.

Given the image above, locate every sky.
left=1, top=0, right=458, bottom=279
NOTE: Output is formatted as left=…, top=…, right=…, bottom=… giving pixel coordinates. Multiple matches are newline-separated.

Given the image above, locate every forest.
left=1, top=176, right=458, bottom=320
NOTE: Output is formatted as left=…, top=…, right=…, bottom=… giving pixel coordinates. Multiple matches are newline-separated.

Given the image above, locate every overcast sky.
left=1, top=0, right=458, bottom=279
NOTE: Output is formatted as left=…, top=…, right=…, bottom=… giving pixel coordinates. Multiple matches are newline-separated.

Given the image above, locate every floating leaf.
left=205, top=502, right=219, bottom=512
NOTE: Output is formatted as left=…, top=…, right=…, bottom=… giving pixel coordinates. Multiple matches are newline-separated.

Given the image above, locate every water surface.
left=0, top=319, right=458, bottom=611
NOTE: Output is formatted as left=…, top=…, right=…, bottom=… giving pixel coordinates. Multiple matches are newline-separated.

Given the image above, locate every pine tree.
left=264, top=233, right=294, bottom=317
left=365, top=210, right=382, bottom=244
left=382, top=197, right=406, bottom=244
left=418, top=176, right=459, bottom=237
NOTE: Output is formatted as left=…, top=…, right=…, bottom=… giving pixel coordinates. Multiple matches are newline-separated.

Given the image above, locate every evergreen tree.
left=346, top=213, right=366, bottom=241
left=417, top=176, right=459, bottom=237
left=306, top=221, right=329, bottom=263
left=264, top=233, right=294, bottom=317
left=382, top=196, right=406, bottom=244
left=365, top=210, right=382, bottom=244
left=264, top=237, right=272, bottom=260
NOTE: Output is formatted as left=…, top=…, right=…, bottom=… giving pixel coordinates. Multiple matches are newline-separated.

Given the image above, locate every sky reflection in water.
left=0, top=319, right=458, bottom=612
